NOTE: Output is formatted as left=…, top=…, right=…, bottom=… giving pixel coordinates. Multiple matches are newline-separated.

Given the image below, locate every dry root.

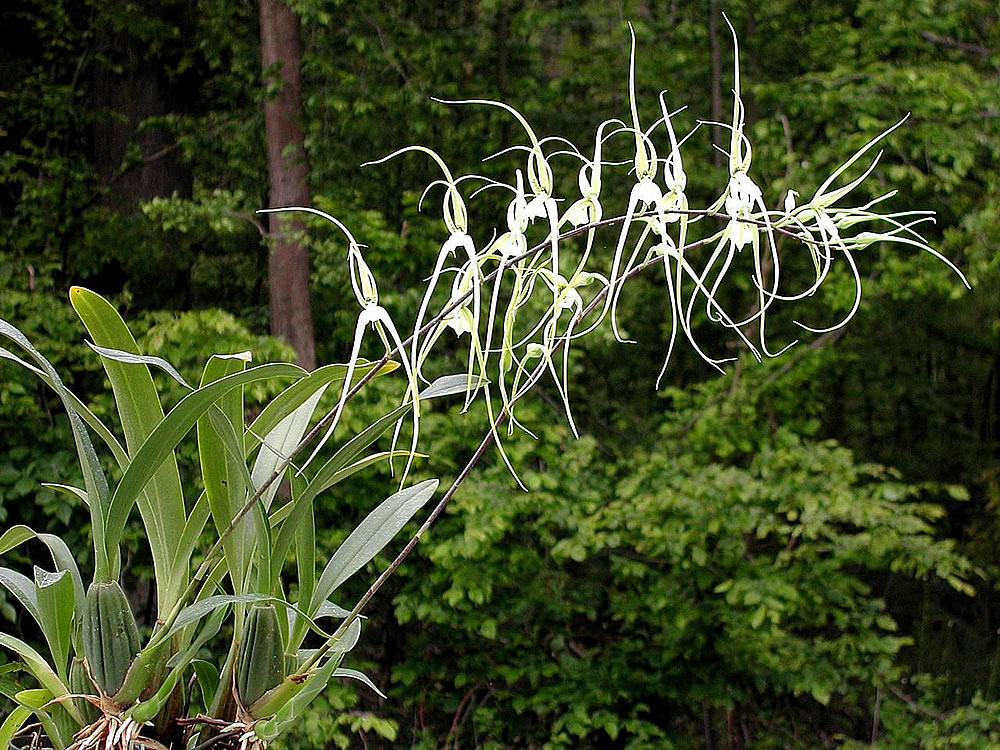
left=67, top=714, right=168, bottom=750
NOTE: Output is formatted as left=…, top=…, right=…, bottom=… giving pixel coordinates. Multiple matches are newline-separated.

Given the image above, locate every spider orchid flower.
left=534, top=268, right=598, bottom=438
left=437, top=99, right=568, bottom=475
left=561, top=147, right=606, bottom=230
left=259, top=206, right=421, bottom=485
left=724, top=170, right=760, bottom=250
left=434, top=97, right=561, bottom=299
left=559, top=118, right=625, bottom=302
left=596, top=24, right=665, bottom=344
left=647, top=90, right=723, bottom=382
left=658, top=92, right=688, bottom=206
left=693, top=15, right=790, bottom=359
left=562, top=180, right=600, bottom=229
left=481, top=171, right=530, bottom=418
left=361, top=145, right=483, bottom=398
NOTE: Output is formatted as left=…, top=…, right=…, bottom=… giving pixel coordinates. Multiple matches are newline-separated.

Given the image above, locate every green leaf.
left=245, top=360, right=393, bottom=457
left=0, top=704, right=33, bottom=749
left=333, top=667, right=386, bottom=699
left=269, top=448, right=420, bottom=580
left=170, top=492, right=211, bottom=596
left=85, top=341, right=192, bottom=389
left=33, top=567, right=73, bottom=682
left=0, top=526, right=85, bottom=610
left=289, top=478, right=315, bottom=651
left=310, top=479, right=438, bottom=614
left=251, top=385, right=327, bottom=514
left=0, top=689, right=64, bottom=750
left=167, top=593, right=270, bottom=638
left=305, top=373, right=474, bottom=497
left=198, top=355, right=256, bottom=592
left=418, top=373, right=488, bottom=399
left=315, top=601, right=351, bottom=619
left=191, top=659, right=220, bottom=712
left=41, top=483, right=90, bottom=508
left=268, top=373, right=461, bottom=579
left=0, top=318, right=111, bottom=580
left=71, top=286, right=190, bottom=612
left=0, top=567, right=40, bottom=625
left=0, top=634, right=81, bottom=724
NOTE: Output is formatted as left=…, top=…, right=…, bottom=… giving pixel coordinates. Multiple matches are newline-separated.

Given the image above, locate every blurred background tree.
left=1, top=0, right=998, bottom=746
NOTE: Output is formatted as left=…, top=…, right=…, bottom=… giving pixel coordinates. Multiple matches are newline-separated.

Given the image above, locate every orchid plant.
left=0, top=17, right=968, bottom=750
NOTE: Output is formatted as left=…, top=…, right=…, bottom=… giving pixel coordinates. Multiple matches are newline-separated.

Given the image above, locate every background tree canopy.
left=1, top=0, right=998, bottom=747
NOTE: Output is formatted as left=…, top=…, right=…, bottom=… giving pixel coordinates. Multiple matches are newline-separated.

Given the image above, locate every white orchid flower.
left=724, top=170, right=761, bottom=250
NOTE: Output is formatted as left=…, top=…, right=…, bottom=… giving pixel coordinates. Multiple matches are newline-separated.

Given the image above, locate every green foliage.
left=2, top=1, right=998, bottom=747
left=383, top=356, right=975, bottom=747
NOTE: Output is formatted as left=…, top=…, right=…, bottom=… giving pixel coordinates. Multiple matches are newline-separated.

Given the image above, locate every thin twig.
left=920, top=31, right=993, bottom=57
left=887, top=685, right=948, bottom=721
left=446, top=683, right=481, bottom=743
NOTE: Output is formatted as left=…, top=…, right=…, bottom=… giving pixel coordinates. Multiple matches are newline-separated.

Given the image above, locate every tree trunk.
left=91, top=24, right=192, bottom=211
left=259, top=0, right=316, bottom=370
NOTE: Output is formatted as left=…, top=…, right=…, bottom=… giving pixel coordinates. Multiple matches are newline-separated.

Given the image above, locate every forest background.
left=1, top=0, right=999, bottom=747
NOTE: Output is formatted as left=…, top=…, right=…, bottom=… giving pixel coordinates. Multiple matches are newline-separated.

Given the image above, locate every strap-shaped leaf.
left=0, top=567, right=40, bottom=625
left=85, top=341, right=192, bottom=389
left=309, top=373, right=474, bottom=494
left=251, top=386, right=327, bottom=513
left=419, top=372, right=488, bottom=399
left=289, top=477, right=315, bottom=649
left=0, top=318, right=111, bottom=579
left=315, top=600, right=351, bottom=619
left=0, top=703, right=33, bottom=750
left=269, top=449, right=419, bottom=610
left=265, top=376, right=464, bottom=623
left=168, top=491, right=211, bottom=605
left=191, top=659, right=220, bottom=714
left=245, top=360, right=394, bottom=456
left=306, top=402, right=412, bottom=492
left=0, top=633, right=81, bottom=725
left=42, top=483, right=89, bottom=508
left=105, top=361, right=304, bottom=561
left=334, top=667, right=386, bottom=699
left=166, top=593, right=271, bottom=638
left=33, top=567, right=73, bottom=682
left=0, top=526, right=85, bottom=608
left=310, top=479, right=438, bottom=614
left=0, top=688, right=65, bottom=750
left=72, top=287, right=191, bottom=612
left=199, top=355, right=255, bottom=593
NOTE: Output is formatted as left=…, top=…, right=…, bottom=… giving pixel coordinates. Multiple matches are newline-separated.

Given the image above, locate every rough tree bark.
left=259, top=0, right=316, bottom=370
